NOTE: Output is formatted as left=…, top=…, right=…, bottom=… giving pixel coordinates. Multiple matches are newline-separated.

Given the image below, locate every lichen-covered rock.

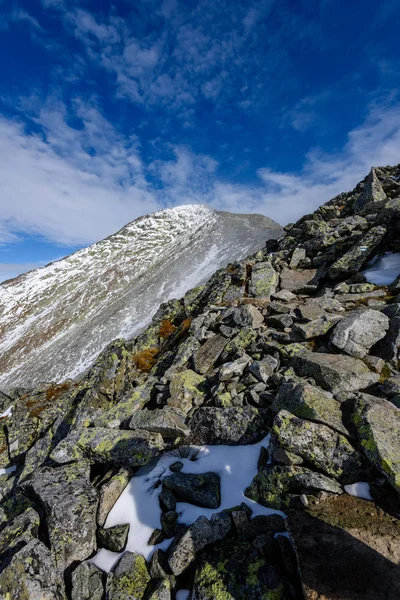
left=219, top=355, right=252, bottom=381
left=163, top=472, right=220, bottom=508
left=0, top=539, right=66, bottom=599
left=353, top=168, right=387, bottom=212
left=192, top=334, right=228, bottom=374
left=128, top=407, right=189, bottom=439
left=221, top=327, right=258, bottom=358
left=168, top=512, right=231, bottom=575
left=353, top=394, right=400, bottom=493
left=248, top=261, right=278, bottom=298
left=272, top=410, right=363, bottom=481
left=147, top=579, right=171, bottom=600
left=92, top=381, right=153, bottom=428
left=19, top=428, right=53, bottom=482
left=272, top=382, right=347, bottom=435
left=248, top=358, right=277, bottom=383
left=25, top=462, right=98, bottom=570
left=97, top=467, right=132, bottom=526
left=293, top=314, right=341, bottom=340
left=373, top=316, right=400, bottom=364
left=329, top=226, right=386, bottom=280
left=168, top=369, right=207, bottom=414
left=188, top=406, right=269, bottom=445
left=280, top=268, right=319, bottom=293
left=106, top=551, right=150, bottom=600
left=71, top=562, right=104, bottom=600
left=0, top=506, right=40, bottom=566
left=97, top=523, right=129, bottom=552
left=191, top=538, right=292, bottom=599
left=330, top=308, right=389, bottom=358
left=50, top=427, right=164, bottom=467
left=291, top=351, right=379, bottom=393
left=245, top=464, right=342, bottom=510
left=0, top=426, right=10, bottom=469
left=377, top=197, right=400, bottom=225
left=164, top=336, right=201, bottom=379
left=221, top=305, right=264, bottom=329
left=287, top=494, right=400, bottom=600
left=4, top=383, right=75, bottom=461
left=231, top=511, right=286, bottom=539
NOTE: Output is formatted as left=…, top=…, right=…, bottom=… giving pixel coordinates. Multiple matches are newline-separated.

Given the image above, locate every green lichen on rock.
left=106, top=551, right=150, bottom=600
left=168, top=369, right=207, bottom=414
left=272, top=381, right=347, bottom=435
left=272, top=410, right=363, bottom=481
left=352, top=395, right=400, bottom=493
left=248, top=261, right=279, bottom=298
left=192, top=539, right=291, bottom=599
left=50, top=427, right=164, bottom=467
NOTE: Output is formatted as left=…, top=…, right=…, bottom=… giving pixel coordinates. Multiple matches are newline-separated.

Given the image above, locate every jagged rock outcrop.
left=1, top=164, right=400, bottom=599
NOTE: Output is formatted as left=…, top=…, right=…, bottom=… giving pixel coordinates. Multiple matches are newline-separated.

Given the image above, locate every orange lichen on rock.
left=45, top=382, right=71, bottom=402
left=159, top=320, right=177, bottom=339
left=132, top=348, right=159, bottom=372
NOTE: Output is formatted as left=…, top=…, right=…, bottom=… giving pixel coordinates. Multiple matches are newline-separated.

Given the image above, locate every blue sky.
left=0, top=0, right=400, bottom=281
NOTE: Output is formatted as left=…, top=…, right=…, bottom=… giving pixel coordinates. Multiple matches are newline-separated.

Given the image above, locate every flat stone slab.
left=279, top=268, right=319, bottom=293
left=291, top=351, right=379, bottom=393
left=272, top=381, right=348, bottom=435
left=288, top=494, right=400, bottom=600
left=192, top=334, right=227, bottom=374
left=330, top=308, right=389, bottom=358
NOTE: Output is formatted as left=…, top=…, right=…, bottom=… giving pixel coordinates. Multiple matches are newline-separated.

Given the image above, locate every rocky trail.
left=1, top=164, right=400, bottom=599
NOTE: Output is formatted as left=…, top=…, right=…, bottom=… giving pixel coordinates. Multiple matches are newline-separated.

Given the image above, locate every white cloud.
left=0, top=99, right=399, bottom=255
left=0, top=106, right=159, bottom=246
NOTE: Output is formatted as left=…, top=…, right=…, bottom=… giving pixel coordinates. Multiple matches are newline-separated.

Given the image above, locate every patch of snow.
left=0, top=465, right=16, bottom=476
left=363, top=252, right=400, bottom=285
left=91, top=434, right=286, bottom=572
left=0, top=404, right=13, bottom=419
left=176, top=591, right=190, bottom=600
left=344, top=482, right=373, bottom=501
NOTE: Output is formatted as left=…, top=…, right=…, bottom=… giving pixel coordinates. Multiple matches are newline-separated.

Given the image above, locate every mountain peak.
left=0, top=206, right=281, bottom=389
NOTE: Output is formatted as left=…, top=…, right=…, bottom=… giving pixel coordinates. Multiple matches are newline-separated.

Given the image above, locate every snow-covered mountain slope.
left=0, top=205, right=282, bottom=389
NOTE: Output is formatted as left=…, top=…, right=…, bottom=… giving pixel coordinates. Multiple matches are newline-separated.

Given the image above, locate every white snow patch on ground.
left=363, top=252, right=400, bottom=285
left=0, top=465, right=16, bottom=476
left=176, top=591, right=190, bottom=600
left=91, top=434, right=286, bottom=572
left=344, top=482, right=373, bottom=501
left=0, top=404, right=13, bottom=419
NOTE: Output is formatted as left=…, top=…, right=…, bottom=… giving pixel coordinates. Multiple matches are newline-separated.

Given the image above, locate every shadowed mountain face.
left=0, top=205, right=282, bottom=389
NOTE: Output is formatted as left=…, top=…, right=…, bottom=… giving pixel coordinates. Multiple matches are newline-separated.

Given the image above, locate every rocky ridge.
left=0, top=205, right=281, bottom=390
left=0, top=165, right=400, bottom=599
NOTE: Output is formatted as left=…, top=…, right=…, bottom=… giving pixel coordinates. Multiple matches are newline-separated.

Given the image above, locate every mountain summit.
left=0, top=205, right=281, bottom=389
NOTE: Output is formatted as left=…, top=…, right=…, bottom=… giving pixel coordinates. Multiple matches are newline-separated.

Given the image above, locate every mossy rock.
left=106, top=551, right=150, bottom=600
left=192, top=539, right=292, bottom=599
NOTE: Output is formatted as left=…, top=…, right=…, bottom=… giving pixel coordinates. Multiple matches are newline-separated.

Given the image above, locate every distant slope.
left=0, top=205, right=282, bottom=389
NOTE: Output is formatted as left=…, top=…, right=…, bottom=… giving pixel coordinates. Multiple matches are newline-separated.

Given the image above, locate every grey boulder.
left=162, top=471, right=220, bottom=509
left=330, top=309, right=389, bottom=358
left=291, top=351, right=380, bottom=393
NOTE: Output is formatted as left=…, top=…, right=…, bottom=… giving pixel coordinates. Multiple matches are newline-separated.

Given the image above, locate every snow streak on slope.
left=0, top=205, right=281, bottom=389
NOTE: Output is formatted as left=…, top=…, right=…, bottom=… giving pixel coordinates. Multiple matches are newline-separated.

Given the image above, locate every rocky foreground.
left=1, top=165, right=400, bottom=599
